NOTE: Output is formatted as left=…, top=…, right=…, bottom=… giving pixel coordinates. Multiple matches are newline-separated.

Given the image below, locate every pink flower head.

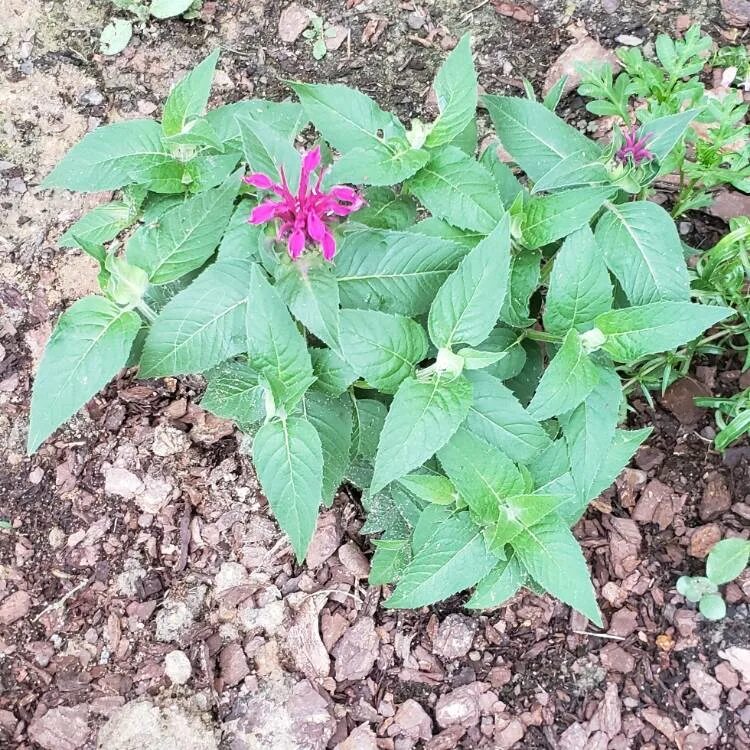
left=615, top=127, right=654, bottom=166
left=245, top=146, right=364, bottom=261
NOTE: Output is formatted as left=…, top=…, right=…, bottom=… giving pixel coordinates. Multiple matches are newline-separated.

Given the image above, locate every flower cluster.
left=245, top=147, right=364, bottom=261
left=616, top=127, right=654, bottom=166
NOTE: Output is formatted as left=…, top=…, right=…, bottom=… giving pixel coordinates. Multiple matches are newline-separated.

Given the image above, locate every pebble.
left=104, top=466, right=144, bottom=499
left=688, top=524, right=722, bottom=559
left=333, top=617, right=380, bottom=681
left=435, top=684, right=484, bottom=728
left=28, top=705, right=90, bottom=750
left=599, top=643, right=636, bottom=673
left=164, top=650, right=192, bottom=685
left=0, top=590, right=32, bottom=625
left=406, top=11, right=425, bottom=29
left=337, top=541, right=370, bottom=578
left=80, top=88, right=105, bottom=106
left=390, top=698, right=433, bottom=741
left=432, top=614, right=476, bottom=660
left=219, top=642, right=250, bottom=687
left=601, top=0, right=619, bottom=11
left=615, top=35, right=643, bottom=46
left=689, top=666, right=723, bottom=711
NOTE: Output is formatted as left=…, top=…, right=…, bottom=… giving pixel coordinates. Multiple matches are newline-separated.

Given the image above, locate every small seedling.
left=302, top=14, right=338, bottom=60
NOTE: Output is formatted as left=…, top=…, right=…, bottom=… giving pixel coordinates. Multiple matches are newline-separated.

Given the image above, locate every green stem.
left=523, top=329, right=563, bottom=343
left=135, top=300, right=157, bottom=323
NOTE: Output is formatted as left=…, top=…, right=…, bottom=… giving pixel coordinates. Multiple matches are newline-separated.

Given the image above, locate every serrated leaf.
left=513, top=520, right=602, bottom=625
left=310, top=348, right=357, bottom=396
left=60, top=201, right=134, bottom=248
left=458, top=348, right=507, bottom=370
left=371, top=373, right=473, bottom=493
left=246, top=265, right=314, bottom=411
left=438, top=427, right=527, bottom=523
left=351, top=398, right=388, bottom=462
left=527, top=329, right=601, bottom=421
left=428, top=215, right=511, bottom=348
left=201, top=360, right=264, bottom=425
left=162, top=50, right=219, bottom=137
left=385, top=511, right=498, bottom=608
left=499, top=248, right=541, bottom=328
left=339, top=309, right=428, bottom=394
left=187, top=152, right=243, bottom=192
left=369, top=539, right=411, bottom=585
left=425, top=34, right=477, bottom=148
left=409, top=218, right=484, bottom=249
left=479, top=142, right=524, bottom=207
left=466, top=550, right=526, bottom=608
left=464, top=370, right=551, bottom=464
left=409, top=147, right=503, bottom=233
left=303, top=391, right=353, bottom=506
left=354, top=187, right=417, bottom=230
left=237, top=116, right=301, bottom=188
left=127, top=176, right=240, bottom=284
left=275, top=259, right=340, bottom=348
left=483, top=95, right=602, bottom=181
left=150, top=0, right=195, bottom=18
left=253, top=416, right=323, bottom=560
left=531, top=152, right=611, bottom=193
left=328, top=142, right=429, bottom=186
left=474, top=327, right=527, bottom=381
left=706, top=538, right=750, bottom=585
left=595, top=202, right=690, bottom=306
left=522, top=187, right=613, bottom=249
left=640, top=109, right=700, bottom=162
left=43, top=119, right=169, bottom=192
left=206, top=100, right=306, bottom=144
left=289, top=82, right=404, bottom=152
left=398, top=473, right=457, bottom=505
left=28, top=296, right=141, bottom=452
left=543, top=226, right=613, bottom=335
left=490, top=494, right=570, bottom=551
left=362, top=485, right=424, bottom=537
left=596, top=302, right=734, bottom=362
left=217, top=200, right=261, bottom=261
left=334, top=228, right=468, bottom=315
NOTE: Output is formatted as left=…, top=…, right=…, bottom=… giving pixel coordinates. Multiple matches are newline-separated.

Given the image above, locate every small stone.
left=721, top=0, right=750, bottom=27
left=239, top=599, right=284, bottom=635
left=616, top=468, right=647, bottom=508
left=635, top=446, right=665, bottom=471
left=391, top=699, right=433, bottom=741
left=691, top=707, right=721, bottom=734
left=641, top=707, right=677, bottom=741
left=679, top=221, right=692, bottom=236
left=164, top=650, right=192, bottom=685
left=599, top=643, right=635, bottom=673
left=615, top=34, right=643, bottom=46
left=325, top=25, right=348, bottom=52
left=28, top=705, right=89, bottom=750
left=544, top=36, right=620, bottom=97
left=0, top=590, right=31, bottom=625
left=432, top=614, right=476, bottom=660
left=494, top=718, right=525, bottom=749
left=699, top=472, right=732, bottom=520
left=335, top=722, right=378, bottom=750
left=104, top=467, right=144, bottom=499
left=278, top=3, right=312, bottom=43
left=220, top=642, right=250, bottom=687
left=715, top=662, right=739, bottom=690
left=688, top=524, right=722, bottom=559
left=661, top=378, right=710, bottom=426
left=407, top=11, right=426, bottom=29
left=80, top=88, right=105, bottom=106
left=89, top=697, right=125, bottom=717
left=488, top=665, right=512, bottom=689
left=434, top=684, right=484, bottom=728
left=155, top=584, right=207, bottom=642
left=306, top=511, right=342, bottom=568
left=333, top=617, right=379, bottom=682
left=151, top=424, right=190, bottom=457
left=689, top=666, right=722, bottom=711
left=337, top=541, right=370, bottom=577
left=601, top=0, right=619, bottom=11
left=608, top=608, right=638, bottom=638
left=136, top=477, right=173, bottom=514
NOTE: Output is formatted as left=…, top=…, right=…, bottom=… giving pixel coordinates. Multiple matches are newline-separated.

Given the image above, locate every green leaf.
left=339, top=309, right=428, bottom=394
left=237, top=116, right=301, bottom=187
left=513, top=520, right=602, bottom=625
left=202, top=360, right=264, bottom=426
left=100, top=19, right=133, bottom=56
left=162, top=50, right=219, bottom=137
left=426, top=34, right=477, bottom=148
left=489, top=494, right=570, bottom=551
left=28, top=296, right=141, bottom=452
left=217, top=200, right=260, bottom=261
left=289, top=82, right=404, bottom=152
left=464, top=370, right=551, bottom=464
left=187, top=152, right=243, bottom=192
left=385, top=511, right=498, bottom=608
left=150, top=0, right=195, bottom=17
left=595, top=202, right=690, bottom=305
left=246, top=265, right=314, bottom=411
left=303, top=391, right=353, bottom=507
left=475, top=327, right=527, bottom=381
left=311, top=348, right=357, bottom=396
left=206, top=100, right=306, bottom=144
left=560, top=367, right=622, bottom=500
left=163, top=117, right=223, bottom=151
left=522, top=187, right=613, bottom=249
left=428, top=215, right=511, bottom=348
left=499, top=249, right=541, bottom=328
left=362, top=485, right=424, bottom=537
left=253, top=416, right=323, bottom=561
left=354, top=187, right=417, bottom=230
left=351, top=398, right=388, bottom=462
left=371, top=373, right=473, bottom=493
left=458, top=348, right=507, bottom=370
left=699, top=593, right=727, bottom=621
left=438, top=427, right=527, bottom=523
left=409, top=218, right=484, bottom=249
left=275, top=259, right=340, bottom=349
left=527, top=330, right=601, bottom=421
left=370, top=540, right=411, bottom=585
left=139, top=259, right=251, bottom=376
left=543, top=226, right=613, bottom=335
left=483, top=95, right=602, bottom=181
left=328, top=142, right=429, bottom=186
left=677, top=575, right=718, bottom=603
left=335, top=228, right=467, bottom=316
left=466, top=551, right=526, bottom=608
left=398, top=473, right=457, bottom=505
left=479, top=142, right=524, bottom=207
left=409, top=147, right=502, bottom=233
left=60, top=201, right=134, bottom=248
left=531, top=153, right=611, bottom=193
left=127, top=176, right=240, bottom=284
left=596, top=302, right=734, bottom=362
left=640, top=109, right=700, bottom=162
left=43, top=119, right=169, bottom=192
left=706, top=538, right=750, bottom=585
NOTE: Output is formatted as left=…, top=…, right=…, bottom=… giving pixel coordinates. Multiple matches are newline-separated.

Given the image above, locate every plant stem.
left=135, top=300, right=157, bottom=323
left=523, top=329, right=563, bottom=343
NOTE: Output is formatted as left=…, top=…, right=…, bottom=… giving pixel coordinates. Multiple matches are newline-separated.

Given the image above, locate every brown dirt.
left=2, top=1, right=749, bottom=749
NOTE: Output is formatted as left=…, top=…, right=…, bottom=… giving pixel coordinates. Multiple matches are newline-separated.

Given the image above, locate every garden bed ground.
left=2, top=1, right=750, bottom=748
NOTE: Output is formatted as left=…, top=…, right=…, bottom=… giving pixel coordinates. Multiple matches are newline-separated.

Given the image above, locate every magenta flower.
left=615, top=127, right=654, bottom=165
left=244, top=146, right=364, bottom=261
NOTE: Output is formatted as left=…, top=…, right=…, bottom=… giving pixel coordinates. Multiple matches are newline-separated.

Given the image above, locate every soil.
left=2, top=1, right=750, bottom=749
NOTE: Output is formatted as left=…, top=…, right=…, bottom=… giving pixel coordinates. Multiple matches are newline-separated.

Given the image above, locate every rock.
left=333, top=617, right=379, bottom=681
left=601, top=0, right=619, bottom=11
left=151, top=424, right=190, bottom=457
left=708, top=189, right=750, bottom=221
left=599, top=644, right=635, bottom=673
left=432, top=614, right=476, bottom=660
left=278, top=3, right=312, bottom=43
left=608, top=608, right=638, bottom=638
left=155, top=584, right=207, bottom=642
left=104, top=467, right=144, bottom=499
left=615, top=468, right=647, bottom=508
left=220, top=642, right=250, bottom=687
left=494, top=717, right=525, bottom=748
left=544, top=36, right=619, bottom=97
left=214, top=562, right=253, bottom=606
left=615, top=34, right=643, bottom=46
left=90, top=697, right=126, bottom=717
left=285, top=592, right=331, bottom=680
left=718, top=647, right=750, bottom=682
left=714, top=662, right=739, bottom=689
left=337, top=541, right=370, bottom=577
left=691, top=707, right=721, bottom=734
left=80, top=88, right=105, bottom=106
left=391, top=698, right=433, bottom=741
left=288, top=680, right=336, bottom=749
left=641, top=707, right=678, bottom=742
left=699, top=472, right=732, bottom=520
left=560, top=722, right=590, bottom=750
left=435, top=684, right=485, bottom=728
left=136, top=477, right=173, bottom=514
left=688, top=524, right=722, bottom=559
left=325, top=25, right=348, bottom=52
left=721, top=0, right=750, bottom=26
left=426, top=726, right=466, bottom=750
left=164, top=650, right=192, bottom=685
left=239, top=599, right=284, bottom=635
left=635, top=446, right=665, bottom=471
left=306, top=512, right=342, bottom=568
left=97, top=699, right=217, bottom=750
left=29, top=705, right=90, bottom=750
left=335, top=722, right=378, bottom=750
left=0, top=590, right=31, bottom=625
left=689, top=666, right=722, bottom=711
left=589, top=682, right=622, bottom=736
left=660, top=378, right=710, bottom=426
left=632, top=479, right=684, bottom=530
left=493, top=1, right=535, bottom=22
left=488, top=665, right=512, bottom=688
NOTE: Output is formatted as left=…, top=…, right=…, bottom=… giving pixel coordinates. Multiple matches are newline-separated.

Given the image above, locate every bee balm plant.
left=31, top=39, right=732, bottom=624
